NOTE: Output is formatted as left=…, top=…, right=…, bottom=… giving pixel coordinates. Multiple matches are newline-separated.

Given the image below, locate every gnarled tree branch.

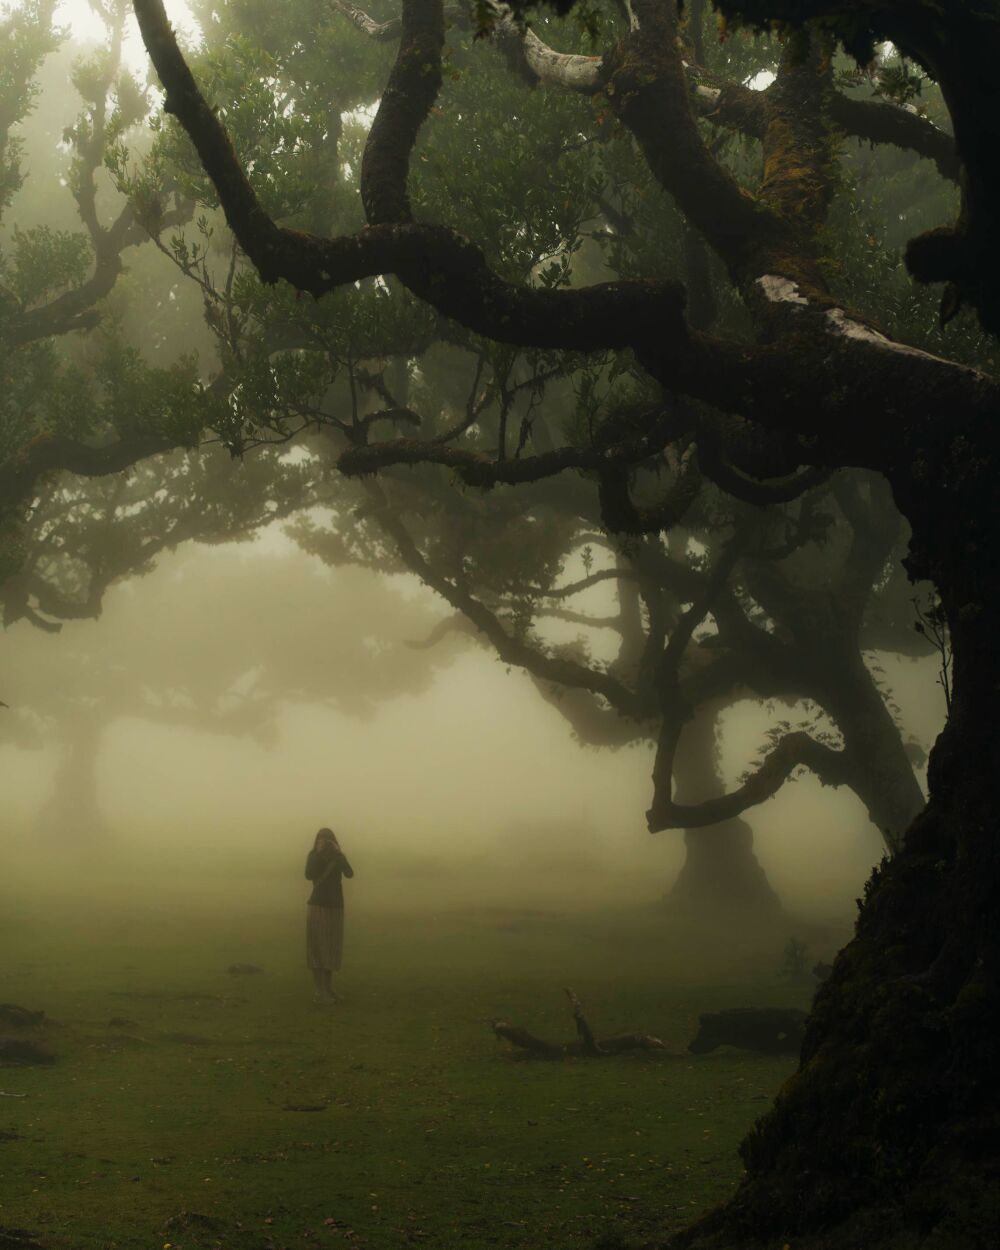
left=648, top=725, right=850, bottom=832
left=0, top=433, right=178, bottom=518
left=131, top=0, right=684, bottom=352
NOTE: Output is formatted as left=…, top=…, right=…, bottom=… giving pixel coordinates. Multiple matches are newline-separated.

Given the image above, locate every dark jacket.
left=305, top=846, right=354, bottom=909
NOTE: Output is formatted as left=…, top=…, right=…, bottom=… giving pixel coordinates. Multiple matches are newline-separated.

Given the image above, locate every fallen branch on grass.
left=490, top=987, right=665, bottom=1058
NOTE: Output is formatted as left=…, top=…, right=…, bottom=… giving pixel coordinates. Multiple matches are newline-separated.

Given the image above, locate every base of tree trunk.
left=666, top=821, right=782, bottom=918
left=664, top=810, right=1000, bottom=1250
left=33, top=727, right=109, bottom=847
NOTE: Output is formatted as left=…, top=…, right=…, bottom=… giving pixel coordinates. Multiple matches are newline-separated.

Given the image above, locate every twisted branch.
left=648, top=727, right=850, bottom=831
left=0, top=433, right=177, bottom=517
left=367, top=488, right=643, bottom=717
left=131, top=0, right=683, bottom=352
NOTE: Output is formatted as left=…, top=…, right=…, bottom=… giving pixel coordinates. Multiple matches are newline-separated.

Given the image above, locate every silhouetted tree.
left=0, top=0, right=210, bottom=588
left=3, top=535, right=458, bottom=844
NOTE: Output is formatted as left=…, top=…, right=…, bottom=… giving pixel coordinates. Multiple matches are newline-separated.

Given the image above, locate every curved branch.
left=24, top=571, right=107, bottom=625
left=530, top=567, right=638, bottom=599
left=330, top=0, right=407, bottom=41
left=492, top=7, right=604, bottom=93
left=132, top=0, right=683, bottom=352
left=338, top=0, right=957, bottom=178
left=334, top=0, right=603, bottom=92
left=647, top=727, right=850, bottom=832
left=0, top=433, right=177, bottom=515
left=7, top=0, right=188, bottom=350
left=368, top=485, right=643, bottom=718
left=358, top=406, right=423, bottom=435
left=696, top=437, right=830, bottom=506
left=830, top=95, right=959, bottom=183
left=605, top=0, right=796, bottom=295
left=533, top=606, right=620, bottom=628
left=406, top=611, right=477, bottom=649
left=597, top=455, right=702, bottom=535
left=361, top=0, right=443, bottom=226
left=338, top=408, right=688, bottom=487
left=659, top=325, right=997, bottom=468
left=6, top=196, right=190, bottom=350
left=131, top=0, right=998, bottom=465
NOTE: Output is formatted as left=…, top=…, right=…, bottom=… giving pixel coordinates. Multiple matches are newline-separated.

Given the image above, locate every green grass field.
left=0, top=857, right=831, bottom=1250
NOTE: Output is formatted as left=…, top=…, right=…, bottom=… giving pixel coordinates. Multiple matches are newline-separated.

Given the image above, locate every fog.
left=1, top=532, right=946, bottom=931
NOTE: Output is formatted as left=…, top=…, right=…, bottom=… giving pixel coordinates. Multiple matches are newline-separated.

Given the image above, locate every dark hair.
left=314, top=827, right=338, bottom=849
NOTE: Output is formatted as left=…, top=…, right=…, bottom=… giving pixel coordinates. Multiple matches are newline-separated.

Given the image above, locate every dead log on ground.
left=491, top=988, right=664, bottom=1059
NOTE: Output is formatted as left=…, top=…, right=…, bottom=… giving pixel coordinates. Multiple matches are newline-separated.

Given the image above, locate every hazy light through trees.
left=55, top=0, right=196, bottom=72
left=1, top=525, right=946, bottom=919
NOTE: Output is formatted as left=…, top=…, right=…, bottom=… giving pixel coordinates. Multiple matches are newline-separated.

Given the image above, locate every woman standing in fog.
left=305, top=828, right=354, bottom=1002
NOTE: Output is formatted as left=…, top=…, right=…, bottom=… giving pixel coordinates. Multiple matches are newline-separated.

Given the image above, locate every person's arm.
left=313, top=849, right=348, bottom=884
left=305, top=849, right=323, bottom=880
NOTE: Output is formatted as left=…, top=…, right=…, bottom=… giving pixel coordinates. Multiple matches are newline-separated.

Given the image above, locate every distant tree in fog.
left=0, top=0, right=212, bottom=578
left=2, top=534, right=460, bottom=843
left=1, top=444, right=313, bottom=632
left=294, top=454, right=935, bottom=914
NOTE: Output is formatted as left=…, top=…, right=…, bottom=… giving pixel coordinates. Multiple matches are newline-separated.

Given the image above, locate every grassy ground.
left=0, top=858, right=833, bottom=1250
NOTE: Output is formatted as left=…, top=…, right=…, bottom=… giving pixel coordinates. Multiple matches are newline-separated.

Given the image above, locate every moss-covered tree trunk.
left=674, top=472, right=1000, bottom=1248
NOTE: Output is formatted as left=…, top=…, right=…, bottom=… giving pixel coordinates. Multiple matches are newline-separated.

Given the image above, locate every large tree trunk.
left=34, top=717, right=108, bottom=845
left=667, top=703, right=781, bottom=917
left=673, top=524, right=999, bottom=1247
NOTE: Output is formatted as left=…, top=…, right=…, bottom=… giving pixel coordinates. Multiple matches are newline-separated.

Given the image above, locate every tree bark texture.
left=673, top=470, right=1000, bottom=1249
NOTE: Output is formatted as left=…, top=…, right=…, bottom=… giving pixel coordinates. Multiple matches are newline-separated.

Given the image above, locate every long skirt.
left=306, top=904, right=345, bottom=972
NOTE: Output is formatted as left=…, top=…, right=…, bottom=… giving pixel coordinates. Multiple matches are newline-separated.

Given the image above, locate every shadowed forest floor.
left=0, top=858, right=838, bottom=1250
